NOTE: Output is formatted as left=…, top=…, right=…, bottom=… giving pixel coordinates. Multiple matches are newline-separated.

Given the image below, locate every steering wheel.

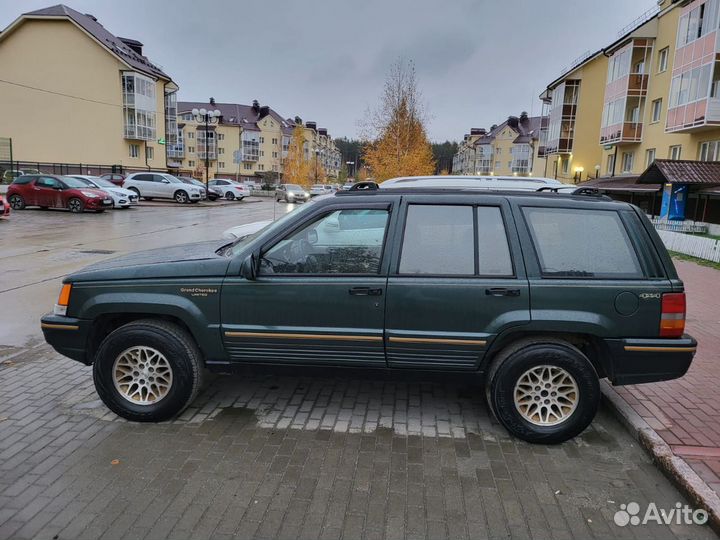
left=303, top=254, right=320, bottom=273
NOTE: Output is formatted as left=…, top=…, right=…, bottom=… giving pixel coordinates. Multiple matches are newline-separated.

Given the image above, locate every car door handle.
left=349, top=287, right=383, bottom=296
left=485, top=287, right=521, bottom=297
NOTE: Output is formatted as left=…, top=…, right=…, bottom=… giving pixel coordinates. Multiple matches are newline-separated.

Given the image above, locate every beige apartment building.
left=542, top=0, right=720, bottom=183
left=175, top=101, right=342, bottom=183
left=0, top=4, right=178, bottom=174
left=452, top=114, right=548, bottom=177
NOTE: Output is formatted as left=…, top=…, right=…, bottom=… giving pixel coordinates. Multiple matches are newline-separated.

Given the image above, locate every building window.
left=259, top=136, right=265, bottom=143
left=272, top=151, right=278, bottom=158
left=494, top=161, right=500, bottom=169
left=187, top=132, right=194, bottom=139
left=145, top=146, right=154, bottom=160
left=496, top=148, right=502, bottom=155
left=129, top=144, right=139, bottom=158
left=188, top=146, right=195, bottom=153
left=258, top=164, right=264, bottom=171
left=218, top=147, right=225, bottom=154
left=260, top=150, right=264, bottom=157
left=669, top=145, right=682, bottom=160
left=658, top=47, right=669, bottom=73
left=218, top=133, right=225, bottom=141
left=218, top=162, right=225, bottom=169
left=272, top=138, right=278, bottom=145
left=606, top=153, right=615, bottom=174
left=188, top=160, right=195, bottom=167
left=561, top=159, right=569, bottom=175
left=645, top=148, right=656, bottom=168
left=699, top=140, right=720, bottom=161
left=651, top=99, right=662, bottom=123
left=621, top=152, right=634, bottom=173
left=244, top=163, right=252, bottom=170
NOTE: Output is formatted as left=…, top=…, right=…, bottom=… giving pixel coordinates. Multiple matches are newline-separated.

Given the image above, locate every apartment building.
left=175, top=101, right=342, bottom=183
left=0, top=4, right=178, bottom=173
left=452, top=114, right=548, bottom=177
left=543, top=0, right=720, bottom=182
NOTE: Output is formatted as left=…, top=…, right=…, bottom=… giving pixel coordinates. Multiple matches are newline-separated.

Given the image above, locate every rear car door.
left=221, top=200, right=396, bottom=366
left=514, top=199, right=673, bottom=341
left=384, top=195, right=530, bottom=369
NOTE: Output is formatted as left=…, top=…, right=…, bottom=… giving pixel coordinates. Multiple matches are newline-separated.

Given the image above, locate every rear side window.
left=523, top=207, right=642, bottom=278
left=399, top=205, right=513, bottom=276
left=12, top=175, right=35, bottom=185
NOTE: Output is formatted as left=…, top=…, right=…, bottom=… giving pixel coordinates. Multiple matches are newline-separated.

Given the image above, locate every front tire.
left=486, top=338, right=599, bottom=444
left=93, top=319, right=203, bottom=422
left=8, top=194, right=25, bottom=210
left=68, top=197, right=84, bottom=213
left=174, top=190, right=189, bottom=204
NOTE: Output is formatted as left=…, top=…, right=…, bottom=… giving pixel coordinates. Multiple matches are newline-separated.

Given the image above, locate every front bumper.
left=40, top=313, right=92, bottom=365
left=605, top=334, right=697, bottom=385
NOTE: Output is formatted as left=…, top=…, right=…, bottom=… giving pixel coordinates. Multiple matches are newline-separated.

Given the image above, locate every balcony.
left=167, top=145, right=184, bottom=159
left=666, top=97, right=720, bottom=133
left=600, top=122, right=643, bottom=144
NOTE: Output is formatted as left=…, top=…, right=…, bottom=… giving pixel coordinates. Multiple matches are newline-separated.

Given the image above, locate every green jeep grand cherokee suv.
left=41, top=186, right=697, bottom=443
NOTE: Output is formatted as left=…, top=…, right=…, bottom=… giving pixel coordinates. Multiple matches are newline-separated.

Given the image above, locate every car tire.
left=174, top=190, right=189, bottom=204
left=225, top=192, right=235, bottom=201
left=68, top=197, right=84, bottom=213
left=485, top=338, right=599, bottom=444
left=8, top=195, right=25, bottom=210
left=93, top=319, right=204, bottom=422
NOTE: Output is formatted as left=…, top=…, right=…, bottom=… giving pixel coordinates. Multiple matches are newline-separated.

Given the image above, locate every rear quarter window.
left=522, top=206, right=643, bottom=278
left=12, top=175, right=35, bottom=185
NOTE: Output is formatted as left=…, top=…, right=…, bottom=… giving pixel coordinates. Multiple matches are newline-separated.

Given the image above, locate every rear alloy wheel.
left=225, top=192, right=235, bottom=201
left=68, top=197, right=84, bottom=213
left=8, top=195, right=24, bottom=210
left=93, top=319, right=203, bottom=422
left=174, top=190, right=189, bottom=204
left=486, top=338, right=599, bottom=444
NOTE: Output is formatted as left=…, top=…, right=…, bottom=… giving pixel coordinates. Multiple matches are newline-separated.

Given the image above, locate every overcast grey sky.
left=1, top=0, right=654, bottom=142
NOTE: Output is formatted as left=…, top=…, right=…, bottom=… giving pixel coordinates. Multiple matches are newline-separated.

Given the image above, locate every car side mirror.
left=240, top=254, right=257, bottom=280
left=161, top=179, right=170, bottom=184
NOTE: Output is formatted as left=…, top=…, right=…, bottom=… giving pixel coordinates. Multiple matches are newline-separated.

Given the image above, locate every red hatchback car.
left=7, top=175, right=113, bottom=213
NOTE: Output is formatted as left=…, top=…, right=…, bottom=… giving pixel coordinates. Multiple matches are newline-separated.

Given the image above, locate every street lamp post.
left=346, top=160, right=355, bottom=180
left=191, top=107, right=221, bottom=190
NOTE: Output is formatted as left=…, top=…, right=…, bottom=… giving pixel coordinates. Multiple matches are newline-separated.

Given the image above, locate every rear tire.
left=68, top=197, right=84, bottom=213
left=485, top=338, right=599, bottom=444
left=225, top=192, right=235, bottom=201
left=8, top=195, right=24, bottom=210
left=93, top=319, right=204, bottom=422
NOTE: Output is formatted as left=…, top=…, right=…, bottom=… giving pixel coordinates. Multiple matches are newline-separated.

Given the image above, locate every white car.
left=222, top=219, right=273, bottom=240
left=123, top=172, right=205, bottom=204
left=208, top=179, right=250, bottom=201
left=310, top=184, right=328, bottom=197
left=69, top=175, right=138, bottom=208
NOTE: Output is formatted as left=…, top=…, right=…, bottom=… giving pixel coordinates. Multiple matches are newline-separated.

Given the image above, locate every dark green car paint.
left=41, top=190, right=697, bottom=385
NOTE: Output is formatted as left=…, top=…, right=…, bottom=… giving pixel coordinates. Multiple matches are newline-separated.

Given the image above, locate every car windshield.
left=286, top=184, right=303, bottom=191
left=72, top=177, right=94, bottom=186
left=228, top=204, right=317, bottom=257
left=62, top=176, right=93, bottom=188
left=93, top=178, right=116, bottom=188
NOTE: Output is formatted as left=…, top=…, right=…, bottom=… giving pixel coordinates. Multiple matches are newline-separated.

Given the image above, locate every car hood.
left=106, top=187, right=135, bottom=197
left=66, top=240, right=232, bottom=282
left=75, top=188, right=110, bottom=197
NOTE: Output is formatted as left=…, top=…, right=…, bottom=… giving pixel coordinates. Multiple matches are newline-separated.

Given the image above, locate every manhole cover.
left=78, top=249, right=116, bottom=255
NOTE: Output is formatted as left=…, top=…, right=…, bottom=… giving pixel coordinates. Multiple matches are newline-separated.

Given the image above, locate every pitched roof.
left=579, top=175, right=660, bottom=192
left=637, top=159, right=720, bottom=185
left=14, top=4, right=171, bottom=81
left=471, top=115, right=544, bottom=146
left=177, top=101, right=299, bottom=133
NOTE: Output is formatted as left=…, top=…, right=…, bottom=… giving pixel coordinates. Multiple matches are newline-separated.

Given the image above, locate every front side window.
left=523, top=207, right=642, bottom=278
left=36, top=177, right=60, bottom=189
left=260, top=208, right=389, bottom=275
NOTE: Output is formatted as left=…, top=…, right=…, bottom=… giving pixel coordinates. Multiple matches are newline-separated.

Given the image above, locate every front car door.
left=384, top=194, right=530, bottom=369
left=221, top=200, right=396, bottom=366
left=34, top=176, right=64, bottom=208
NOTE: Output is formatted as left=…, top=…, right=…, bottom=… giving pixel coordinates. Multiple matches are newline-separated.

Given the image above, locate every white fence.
left=657, top=229, right=720, bottom=263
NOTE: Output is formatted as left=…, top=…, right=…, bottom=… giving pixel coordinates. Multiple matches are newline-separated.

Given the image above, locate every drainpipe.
left=611, top=145, right=619, bottom=177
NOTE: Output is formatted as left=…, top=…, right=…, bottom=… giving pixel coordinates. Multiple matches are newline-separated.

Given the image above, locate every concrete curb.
left=601, top=380, right=720, bottom=534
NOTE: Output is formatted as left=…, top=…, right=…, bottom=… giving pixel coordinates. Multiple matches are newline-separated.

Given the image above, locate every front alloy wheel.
left=112, top=346, right=173, bottom=405
left=68, top=198, right=84, bottom=213
left=8, top=195, right=24, bottom=210
left=174, top=190, right=189, bottom=204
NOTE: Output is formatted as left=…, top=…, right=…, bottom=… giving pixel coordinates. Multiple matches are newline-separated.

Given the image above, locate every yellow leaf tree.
left=282, top=126, right=312, bottom=188
left=363, top=58, right=435, bottom=181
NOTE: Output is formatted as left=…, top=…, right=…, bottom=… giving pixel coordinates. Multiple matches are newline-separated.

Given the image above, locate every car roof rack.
left=347, top=181, right=379, bottom=191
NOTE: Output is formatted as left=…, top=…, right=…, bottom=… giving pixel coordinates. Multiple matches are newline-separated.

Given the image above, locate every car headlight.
left=81, top=191, right=99, bottom=198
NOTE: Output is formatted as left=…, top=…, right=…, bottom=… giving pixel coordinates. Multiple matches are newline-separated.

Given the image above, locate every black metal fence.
left=0, top=161, right=126, bottom=183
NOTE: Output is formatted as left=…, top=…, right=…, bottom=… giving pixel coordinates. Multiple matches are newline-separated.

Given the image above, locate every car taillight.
left=660, top=292, right=686, bottom=338
left=53, top=283, right=72, bottom=316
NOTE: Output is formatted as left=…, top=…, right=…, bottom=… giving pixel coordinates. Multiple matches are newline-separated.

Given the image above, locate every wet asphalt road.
left=0, top=198, right=288, bottom=348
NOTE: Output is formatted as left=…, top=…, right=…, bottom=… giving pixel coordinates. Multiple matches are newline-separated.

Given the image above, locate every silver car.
left=123, top=173, right=205, bottom=204
left=276, top=184, right=310, bottom=203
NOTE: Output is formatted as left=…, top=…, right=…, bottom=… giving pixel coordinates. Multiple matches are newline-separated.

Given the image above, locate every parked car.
left=208, top=179, right=250, bottom=201
left=123, top=173, right=205, bottom=203
left=98, top=173, right=126, bottom=187
left=310, top=184, right=330, bottom=197
left=221, top=219, right=273, bottom=240
left=176, top=176, right=209, bottom=200
left=2, top=168, right=41, bottom=184
left=69, top=175, right=138, bottom=209
left=0, top=195, right=10, bottom=219
left=7, top=175, right=113, bottom=213
left=41, top=182, right=696, bottom=443
left=276, top=184, right=310, bottom=203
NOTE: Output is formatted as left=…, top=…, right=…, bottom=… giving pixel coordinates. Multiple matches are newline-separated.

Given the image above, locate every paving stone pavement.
left=0, top=344, right=716, bottom=540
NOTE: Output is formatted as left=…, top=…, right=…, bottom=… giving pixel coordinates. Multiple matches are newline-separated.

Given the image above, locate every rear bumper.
left=40, top=313, right=92, bottom=365
left=605, top=334, right=697, bottom=385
